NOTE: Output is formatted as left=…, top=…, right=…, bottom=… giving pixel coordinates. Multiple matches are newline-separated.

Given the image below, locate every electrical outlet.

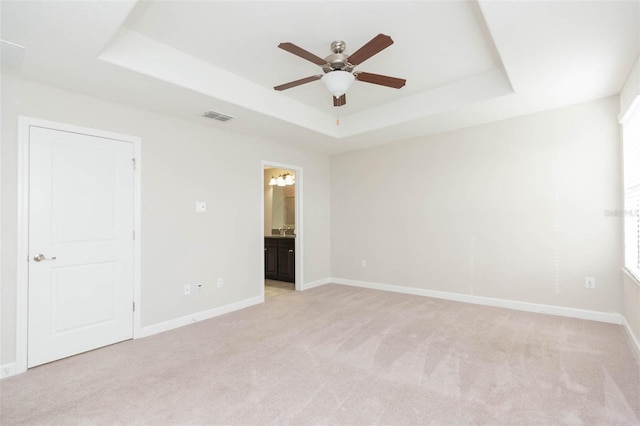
left=217, top=278, right=223, bottom=288
left=361, top=259, right=367, bottom=268
left=585, top=276, right=595, bottom=289
left=184, top=284, right=191, bottom=295
left=1, top=365, right=14, bottom=378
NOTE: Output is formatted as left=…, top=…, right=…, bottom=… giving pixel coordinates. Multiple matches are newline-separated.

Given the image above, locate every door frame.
left=15, top=116, right=142, bottom=374
left=261, top=161, right=303, bottom=295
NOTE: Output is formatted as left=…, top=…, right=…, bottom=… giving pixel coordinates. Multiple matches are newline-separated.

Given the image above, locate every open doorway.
left=262, top=162, right=302, bottom=299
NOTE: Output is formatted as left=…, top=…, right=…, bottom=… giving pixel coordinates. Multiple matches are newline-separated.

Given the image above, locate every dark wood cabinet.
left=264, top=237, right=295, bottom=282
left=277, top=238, right=295, bottom=282
left=264, top=238, right=278, bottom=278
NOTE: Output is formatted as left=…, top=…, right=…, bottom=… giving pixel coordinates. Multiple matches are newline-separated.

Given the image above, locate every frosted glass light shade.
left=321, top=71, right=355, bottom=97
left=284, top=174, right=294, bottom=185
left=268, top=176, right=277, bottom=186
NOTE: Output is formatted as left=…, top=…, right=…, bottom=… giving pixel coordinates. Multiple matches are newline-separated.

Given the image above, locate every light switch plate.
left=196, top=201, right=206, bottom=212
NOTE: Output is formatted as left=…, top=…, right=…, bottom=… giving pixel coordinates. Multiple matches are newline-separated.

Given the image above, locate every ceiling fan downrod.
left=323, top=40, right=353, bottom=73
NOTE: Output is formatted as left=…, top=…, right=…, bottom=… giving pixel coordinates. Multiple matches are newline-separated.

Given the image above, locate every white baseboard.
left=301, top=277, right=331, bottom=291
left=332, top=278, right=624, bottom=325
left=1, top=362, right=17, bottom=379
left=140, top=295, right=263, bottom=338
left=622, top=316, right=640, bottom=356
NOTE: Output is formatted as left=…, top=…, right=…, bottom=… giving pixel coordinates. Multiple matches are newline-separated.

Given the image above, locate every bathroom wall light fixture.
left=269, top=173, right=295, bottom=186
left=284, top=174, right=294, bottom=185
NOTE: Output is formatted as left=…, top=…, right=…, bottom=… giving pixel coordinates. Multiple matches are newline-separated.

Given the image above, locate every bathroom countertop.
left=265, top=235, right=296, bottom=239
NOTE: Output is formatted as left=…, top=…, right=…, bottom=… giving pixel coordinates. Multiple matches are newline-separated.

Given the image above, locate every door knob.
left=33, top=254, right=56, bottom=262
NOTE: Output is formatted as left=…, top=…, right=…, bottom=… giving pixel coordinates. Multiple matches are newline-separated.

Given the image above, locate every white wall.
left=1, top=74, right=331, bottom=365
left=331, top=96, right=623, bottom=314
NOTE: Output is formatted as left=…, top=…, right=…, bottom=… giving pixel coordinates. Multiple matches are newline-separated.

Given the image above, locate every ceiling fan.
left=274, top=33, right=406, bottom=107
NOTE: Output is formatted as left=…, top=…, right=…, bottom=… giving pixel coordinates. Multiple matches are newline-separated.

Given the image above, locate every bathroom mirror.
left=272, top=185, right=295, bottom=227
left=264, top=167, right=296, bottom=235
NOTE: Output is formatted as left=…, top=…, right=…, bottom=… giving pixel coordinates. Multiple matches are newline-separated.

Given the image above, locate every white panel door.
left=28, top=126, right=134, bottom=368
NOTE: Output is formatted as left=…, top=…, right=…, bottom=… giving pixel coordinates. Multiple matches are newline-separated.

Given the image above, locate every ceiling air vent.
left=202, top=110, right=234, bottom=122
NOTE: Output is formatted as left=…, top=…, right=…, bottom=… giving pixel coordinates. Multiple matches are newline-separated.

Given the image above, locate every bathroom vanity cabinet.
left=264, top=237, right=295, bottom=283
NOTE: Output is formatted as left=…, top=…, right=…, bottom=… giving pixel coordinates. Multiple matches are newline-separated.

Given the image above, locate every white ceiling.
left=1, top=0, right=638, bottom=155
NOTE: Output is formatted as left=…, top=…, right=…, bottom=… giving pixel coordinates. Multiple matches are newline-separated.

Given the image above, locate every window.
left=622, top=97, right=640, bottom=280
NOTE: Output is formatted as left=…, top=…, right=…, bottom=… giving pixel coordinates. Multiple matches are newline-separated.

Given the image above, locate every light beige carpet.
left=265, top=279, right=295, bottom=299
left=1, top=284, right=639, bottom=425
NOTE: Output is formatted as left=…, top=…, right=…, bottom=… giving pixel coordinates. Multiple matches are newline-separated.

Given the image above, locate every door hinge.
left=133, top=230, right=135, bottom=240
left=133, top=301, right=136, bottom=312
left=132, top=158, right=136, bottom=170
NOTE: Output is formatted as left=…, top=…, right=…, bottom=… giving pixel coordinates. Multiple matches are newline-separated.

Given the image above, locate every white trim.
left=621, top=268, right=640, bottom=356
left=16, top=117, right=30, bottom=375
left=301, top=277, right=331, bottom=291
left=623, top=267, right=640, bottom=288
left=16, top=116, right=142, bottom=375
left=261, top=161, right=303, bottom=292
left=618, top=94, right=640, bottom=124
left=140, top=296, right=263, bottom=338
left=622, top=316, right=640, bottom=357
left=1, top=363, right=17, bottom=379
left=132, top=133, right=142, bottom=338
left=332, top=278, right=624, bottom=325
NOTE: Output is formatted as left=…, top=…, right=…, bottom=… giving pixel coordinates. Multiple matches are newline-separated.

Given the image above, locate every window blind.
left=622, top=98, right=640, bottom=280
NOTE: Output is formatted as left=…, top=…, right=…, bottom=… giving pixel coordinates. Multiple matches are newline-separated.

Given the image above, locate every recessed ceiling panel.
left=124, top=1, right=503, bottom=114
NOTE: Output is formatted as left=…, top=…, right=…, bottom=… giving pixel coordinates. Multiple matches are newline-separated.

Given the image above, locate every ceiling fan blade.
left=278, top=42, right=327, bottom=66
left=355, top=72, right=406, bottom=89
left=333, top=94, right=346, bottom=107
left=274, top=75, right=322, bottom=91
left=347, top=34, right=394, bottom=66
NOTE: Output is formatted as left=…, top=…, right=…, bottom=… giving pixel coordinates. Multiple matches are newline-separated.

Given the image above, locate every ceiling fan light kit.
left=321, top=71, right=355, bottom=98
left=274, top=33, right=406, bottom=108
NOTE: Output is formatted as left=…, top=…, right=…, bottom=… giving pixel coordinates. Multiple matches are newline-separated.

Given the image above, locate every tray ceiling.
left=1, top=1, right=638, bottom=154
